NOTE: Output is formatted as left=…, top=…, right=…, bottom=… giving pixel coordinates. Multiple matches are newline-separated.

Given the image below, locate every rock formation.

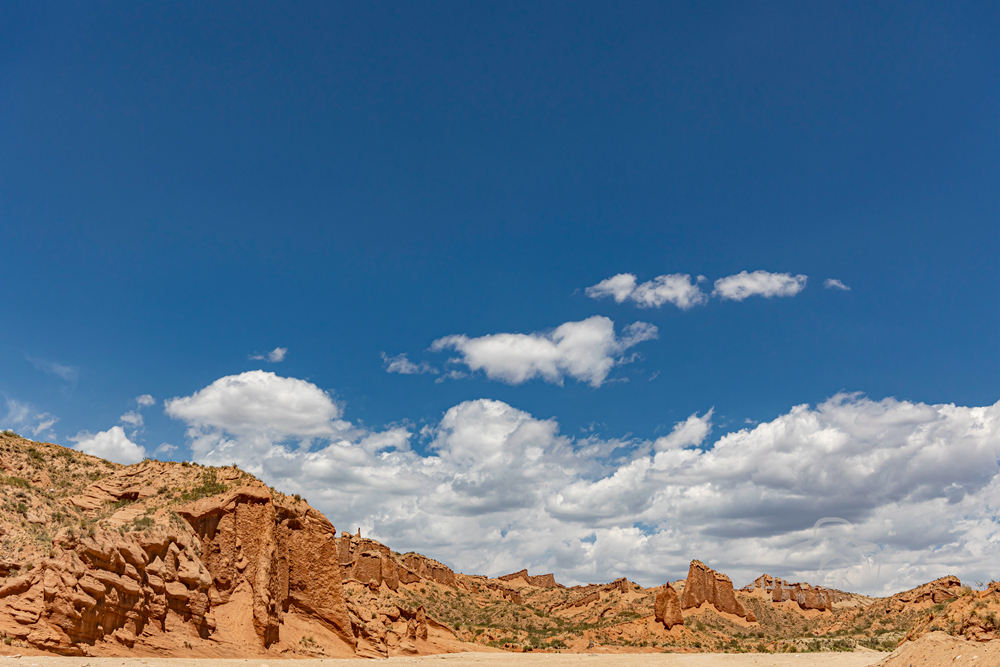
left=177, top=485, right=355, bottom=647
left=2, top=433, right=992, bottom=657
left=654, top=583, right=683, bottom=629
left=401, top=553, right=457, bottom=588
left=0, top=479, right=356, bottom=656
left=681, top=560, right=752, bottom=620
left=743, top=574, right=837, bottom=611
left=498, top=569, right=561, bottom=588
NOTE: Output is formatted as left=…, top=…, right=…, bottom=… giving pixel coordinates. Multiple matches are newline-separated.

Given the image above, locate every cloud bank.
left=431, top=316, right=658, bottom=387
left=587, top=270, right=810, bottom=307
left=167, top=371, right=1000, bottom=595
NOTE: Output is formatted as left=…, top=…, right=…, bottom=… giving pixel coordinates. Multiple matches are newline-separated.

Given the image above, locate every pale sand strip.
left=0, top=652, right=885, bottom=667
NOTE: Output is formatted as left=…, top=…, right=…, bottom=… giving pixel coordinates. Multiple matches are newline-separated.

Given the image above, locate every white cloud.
left=435, top=369, right=468, bottom=384
left=164, top=370, right=354, bottom=463
left=587, top=273, right=707, bottom=309
left=713, top=270, right=808, bottom=301
left=154, top=442, right=177, bottom=456
left=168, top=371, right=1000, bottom=595
left=653, top=409, right=713, bottom=451
left=431, top=316, right=658, bottom=387
left=3, top=399, right=59, bottom=437
left=381, top=352, right=438, bottom=375
left=824, top=278, right=851, bottom=291
left=119, top=411, right=144, bottom=428
left=120, top=394, right=155, bottom=437
left=25, top=355, right=79, bottom=382
left=585, top=273, right=637, bottom=303
left=250, top=347, right=288, bottom=363
left=71, top=426, right=145, bottom=464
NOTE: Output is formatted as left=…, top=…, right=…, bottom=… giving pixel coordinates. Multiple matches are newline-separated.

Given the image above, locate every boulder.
left=654, top=583, right=683, bottom=629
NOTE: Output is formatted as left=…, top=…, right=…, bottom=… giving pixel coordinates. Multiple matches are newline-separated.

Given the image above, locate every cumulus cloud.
left=250, top=347, right=288, bottom=363
left=71, top=426, right=145, bottom=464
left=586, top=274, right=638, bottom=303
left=25, top=355, right=79, bottom=382
left=135, top=394, right=156, bottom=407
left=168, top=371, right=1000, bottom=594
left=824, top=278, right=851, bottom=291
left=431, top=316, right=658, bottom=387
left=381, top=352, right=438, bottom=375
left=713, top=270, right=808, bottom=301
left=587, top=273, right=707, bottom=309
left=4, top=399, right=59, bottom=437
left=164, top=370, right=354, bottom=464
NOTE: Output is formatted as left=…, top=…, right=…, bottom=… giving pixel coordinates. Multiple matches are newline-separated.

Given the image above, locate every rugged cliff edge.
left=0, top=435, right=456, bottom=658
left=2, top=432, right=995, bottom=657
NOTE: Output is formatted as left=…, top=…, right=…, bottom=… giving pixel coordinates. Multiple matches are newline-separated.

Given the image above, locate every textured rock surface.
left=401, top=553, right=458, bottom=588
left=176, top=485, right=355, bottom=648
left=681, top=560, right=750, bottom=619
left=0, top=476, right=358, bottom=657
left=742, top=574, right=843, bottom=611
left=0, top=433, right=989, bottom=657
left=654, top=584, right=682, bottom=629
left=498, top=569, right=562, bottom=588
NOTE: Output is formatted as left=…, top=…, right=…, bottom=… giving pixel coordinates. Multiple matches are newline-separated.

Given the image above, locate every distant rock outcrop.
left=654, top=583, right=683, bottom=629
left=681, top=560, right=752, bottom=620
left=401, top=554, right=458, bottom=588
left=498, top=569, right=561, bottom=588
left=743, top=574, right=837, bottom=611
left=894, top=575, right=963, bottom=606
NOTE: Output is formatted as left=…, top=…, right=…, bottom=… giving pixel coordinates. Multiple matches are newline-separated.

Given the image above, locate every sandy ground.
left=0, top=652, right=886, bottom=667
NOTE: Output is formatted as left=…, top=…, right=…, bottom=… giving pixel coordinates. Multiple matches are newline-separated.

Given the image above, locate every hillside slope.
left=0, top=433, right=465, bottom=658
left=1, top=432, right=995, bottom=658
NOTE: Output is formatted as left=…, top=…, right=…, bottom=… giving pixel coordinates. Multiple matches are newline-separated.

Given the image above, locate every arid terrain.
left=3, top=432, right=999, bottom=665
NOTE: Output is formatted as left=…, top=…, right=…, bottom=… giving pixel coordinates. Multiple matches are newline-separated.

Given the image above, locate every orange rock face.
left=680, top=560, right=750, bottom=619
left=498, top=569, right=561, bottom=588
left=402, top=553, right=457, bottom=588
left=744, top=574, right=838, bottom=611
left=654, top=583, right=683, bottom=629
left=178, top=485, right=355, bottom=648
left=0, top=479, right=356, bottom=657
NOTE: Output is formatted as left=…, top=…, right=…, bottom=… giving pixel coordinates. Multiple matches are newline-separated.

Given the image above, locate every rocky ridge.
left=1, top=432, right=996, bottom=657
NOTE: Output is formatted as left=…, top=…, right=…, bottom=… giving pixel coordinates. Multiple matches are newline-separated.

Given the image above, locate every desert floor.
left=0, top=652, right=887, bottom=667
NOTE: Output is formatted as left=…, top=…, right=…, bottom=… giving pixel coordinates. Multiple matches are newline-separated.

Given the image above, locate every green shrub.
left=1, top=476, right=32, bottom=489
left=179, top=469, right=228, bottom=501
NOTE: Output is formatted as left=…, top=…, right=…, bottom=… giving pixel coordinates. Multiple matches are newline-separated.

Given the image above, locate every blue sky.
left=1, top=1, right=998, bottom=591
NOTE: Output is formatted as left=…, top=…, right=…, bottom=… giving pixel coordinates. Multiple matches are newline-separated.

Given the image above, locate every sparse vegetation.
left=179, top=468, right=228, bottom=502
